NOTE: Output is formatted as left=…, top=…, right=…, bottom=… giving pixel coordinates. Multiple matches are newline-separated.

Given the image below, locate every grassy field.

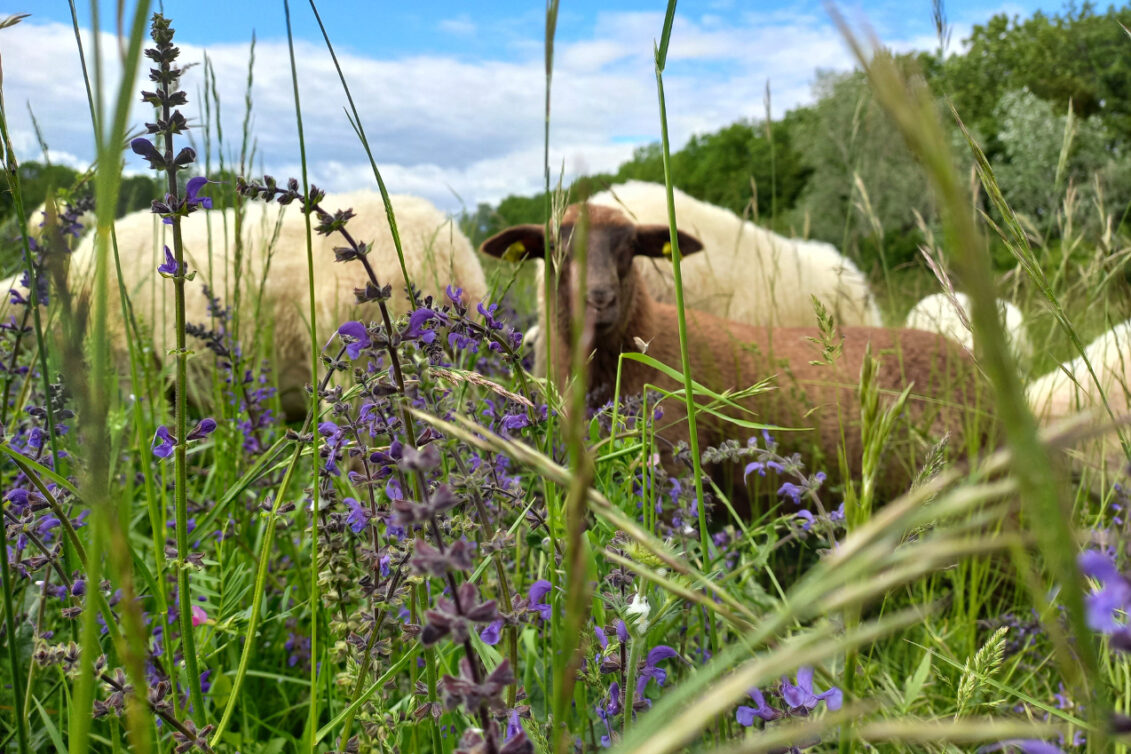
left=1, top=3, right=1130, bottom=754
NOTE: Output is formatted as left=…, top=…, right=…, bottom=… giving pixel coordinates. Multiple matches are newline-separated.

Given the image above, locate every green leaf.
left=900, top=649, right=932, bottom=714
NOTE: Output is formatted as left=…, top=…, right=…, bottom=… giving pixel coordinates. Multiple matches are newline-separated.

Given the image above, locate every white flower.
left=626, top=591, right=651, bottom=626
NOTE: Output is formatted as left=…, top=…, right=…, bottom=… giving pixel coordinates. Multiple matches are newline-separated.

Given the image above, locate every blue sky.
left=9, top=0, right=1058, bottom=211
left=31, top=1, right=1042, bottom=59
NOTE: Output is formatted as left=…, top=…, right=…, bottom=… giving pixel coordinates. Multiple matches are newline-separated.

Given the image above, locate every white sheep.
left=1027, top=318, right=1131, bottom=473
left=586, top=181, right=884, bottom=328
left=7, top=189, right=487, bottom=417
left=904, top=292, right=1032, bottom=363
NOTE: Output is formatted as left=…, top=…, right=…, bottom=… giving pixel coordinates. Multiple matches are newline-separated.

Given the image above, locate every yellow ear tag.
left=661, top=241, right=672, bottom=257
left=503, top=241, right=526, bottom=262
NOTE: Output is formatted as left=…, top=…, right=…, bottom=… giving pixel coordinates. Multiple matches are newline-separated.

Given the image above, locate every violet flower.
left=343, top=497, right=371, bottom=534
left=780, top=667, right=842, bottom=714
left=594, top=625, right=608, bottom=650
left=595, top=681, right=622, bottom=747
left=636, top=645, right=680, bottom=703
left=478, top=301, right=503, bottom=329
left=736, top=687, right=781, bottom=726
left=131, top=137, right=165, bottom=170
left=778, top=481, right=805, bottom=505
left=157, top=246, right=182, bottom=277
left=448, top=330, right=480, bottom=353
left=184, top=177, right=215, bottom=210
left=778, top=472, right=826, bottom=506
left=500, top=413, right=529, bottom=433
left=152, top=426, right=175, bottom=458
left=527, top=579, right=552, bottom=621
left=404, top=307, right=447, bottom=344
left=744, top=459, right=785, bottom=480
left=186, top=418, right=217, bottom=441
left=1078, top=549, right=1131, bottom=648
left=337, top=321, right=371, bottom=359
left=480, top=619, right=503, bottom=646
left=977, top=741, right=1066, bottom=754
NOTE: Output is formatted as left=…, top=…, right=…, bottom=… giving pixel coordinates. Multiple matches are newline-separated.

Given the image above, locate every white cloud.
left=0, top=9, right=974, bottom=215
left=438, top=14, right=476, bottom=36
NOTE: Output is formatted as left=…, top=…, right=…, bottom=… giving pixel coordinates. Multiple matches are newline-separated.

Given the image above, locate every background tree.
left=940, top=3, right=1131, bottom=144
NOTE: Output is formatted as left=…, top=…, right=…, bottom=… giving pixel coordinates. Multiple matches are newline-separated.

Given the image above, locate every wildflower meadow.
left=1, top=2, right=1131, bottom=753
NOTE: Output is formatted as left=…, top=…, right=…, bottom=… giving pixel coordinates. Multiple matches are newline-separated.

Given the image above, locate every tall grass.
left=1, top=2, right=1129, bottom=754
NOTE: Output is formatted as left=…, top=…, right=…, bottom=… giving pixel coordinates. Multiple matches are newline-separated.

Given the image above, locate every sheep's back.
left=36, top=192, right=486, bottom=417
left=588, top=181, right=882, bottom=329
left=1026, top=319, right=1131, bottom=475
left=904, top=292, right=1032, bottom=363
left=321, top=191, right=486, bottom=317
left=624, top=303, right=992, bottom=499
left=1027, top=319, right=1131, bottom=420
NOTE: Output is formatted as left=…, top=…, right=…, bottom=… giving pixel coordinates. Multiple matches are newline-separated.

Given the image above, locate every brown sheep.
left=481, top=202, right=996, bottom=501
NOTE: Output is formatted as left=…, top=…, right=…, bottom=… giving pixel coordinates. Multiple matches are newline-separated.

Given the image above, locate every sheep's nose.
left=587, top=288, right=617, bottom=309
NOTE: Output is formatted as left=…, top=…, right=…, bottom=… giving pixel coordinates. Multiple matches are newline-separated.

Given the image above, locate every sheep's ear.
left=480, top=225, right=544, bottom=262
left=634, top=224, right=704, bottom=259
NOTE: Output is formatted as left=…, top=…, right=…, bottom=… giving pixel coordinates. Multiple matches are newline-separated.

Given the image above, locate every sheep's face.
left=558, top=204, right=639, bottom=335
left=479, top=202, right=703, bottom=341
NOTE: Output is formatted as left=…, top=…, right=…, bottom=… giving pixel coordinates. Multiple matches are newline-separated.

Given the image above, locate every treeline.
left=1, top=165, right=249, bottom=269
left=466, top=2, right=1131, bottom=277
left=0, top=162, right=160, bottom=228
left=7, top=3, right=1129, bottom=282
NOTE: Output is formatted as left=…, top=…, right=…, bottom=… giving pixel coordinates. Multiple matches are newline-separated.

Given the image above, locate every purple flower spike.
left=446, top=285, right=464, bottom=306
left=157, top=246, right=182, bottom=276
left=184, top=176, right=215, bottom=209
left=152, top=426, right=175, bottom=458
left=780, top=666, right=842, bottom=714
left=337, top=321, right=371, bottom=359
left=614, top=619, right=628, bottom=643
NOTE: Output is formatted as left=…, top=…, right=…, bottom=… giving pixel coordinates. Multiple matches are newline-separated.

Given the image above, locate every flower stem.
left=0, top=497, right=29, bottom=754
left=163, top=89, right=206, bottom=740
left=281, top=1, right=322, bottom=746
